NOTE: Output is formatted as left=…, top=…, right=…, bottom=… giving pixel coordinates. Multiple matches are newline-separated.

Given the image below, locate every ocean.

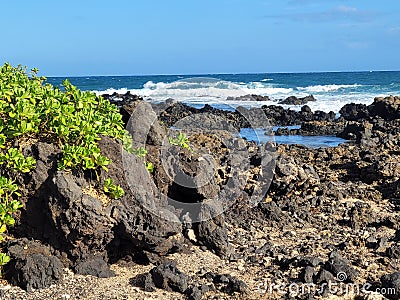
left=46, top=71, right=400, bottom=147
left=46, top=71, right=400, bottom=113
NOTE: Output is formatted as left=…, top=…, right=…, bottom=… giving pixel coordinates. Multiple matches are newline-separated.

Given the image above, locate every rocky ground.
left=1, top=94, right=400, bottom=299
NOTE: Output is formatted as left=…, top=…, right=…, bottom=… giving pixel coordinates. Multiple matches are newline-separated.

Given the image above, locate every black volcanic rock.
left=381, top=272, right=400, bottom=299
left=4, top=239, right=64, bottom=291
left=102, top=91, right=143, bottom=105
left=13, top=114, right=184, bottom=280
left=150, top=262, right=189, bottom=293
left=340, top=103, right=370, bottom=121
left=326, top=251, right=359, bottom=282
left=279, top=95, right=316, bottom=105
left=227, top=94, right=270, bottom=101
left=212, top=273, right=247, bottom=294
left=337, top=122, right=373, bottom=141
left=196, top=202, right=233, bottom=259
left=369, top=96, right=400, bottom=120
left=297, top=121, right=346, bottom=136
left=74, top=256, right=115, bottom=278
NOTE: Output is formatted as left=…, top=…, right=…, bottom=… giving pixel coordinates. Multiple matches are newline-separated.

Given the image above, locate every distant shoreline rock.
left=278, top=95, right=316, bottom=105
left=226, top=94, right=271, bottom=101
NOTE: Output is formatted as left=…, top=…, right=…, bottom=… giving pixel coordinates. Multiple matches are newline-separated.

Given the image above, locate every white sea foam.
left=261, top=78, right=273, bottom=82
left=95, top=80, right=294, bottom=100
left=93, top=79, right=379, bottom=113
left=241, top=86, right=294, bottom=95
left=277, top=93, right=382, bottom=113
left=297, top=84, right=362, bottom=93
left=95, top=87, right=130, bottom=95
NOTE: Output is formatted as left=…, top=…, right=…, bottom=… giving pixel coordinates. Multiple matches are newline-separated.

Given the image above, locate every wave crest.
left=95, top=79, right=293, bottom=100
left=297, top=84, right=362, bottom=93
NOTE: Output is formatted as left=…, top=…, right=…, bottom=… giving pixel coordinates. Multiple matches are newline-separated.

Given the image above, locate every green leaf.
left=0, top=253, right=11, bottom=265
left=0, top=224, right=6, bottom=234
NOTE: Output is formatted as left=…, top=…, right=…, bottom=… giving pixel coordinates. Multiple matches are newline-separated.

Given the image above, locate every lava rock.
left=227, top=94, right=270, bottom=101
left=326, top=251, right=359, bottom=282
left=133, top=273, right=156, bottom=292
left=124, top=100, right=167, bottom=146
left=166, top=147, right=219, bottom=203
left=150, top=262, right=189, bottom=293
left=159, top=102, right=197, bottom=127
left=18, top=135, right=184, bottom=269
left=338, top=122, right=373, bottom=142
left=279, top=95, right=316, bottom=105
left=47, top=171, right=116, bottom=260
left=340, top=103, right=370, bottom=121
left=298, top=121, right=346, bottom=136
left=213, top=274, right=247, bottom=295
left=275, top=127, right=292, bottom=136
left=259, top=201, right=284, bottom=224
left=185, top=285, right=209, bottom=300
left=386, top=244, right=400, bottom=259
left=380, top=272, right=400, bottom=299
left=196, top=202, right=233, bottom=258
left=315, top=269, right=336, bottom=284
left=296, top=256, right=324, bottom=268
left=300, top=266, right=315, bottom=283
left=369, top=96, right=400, bottom=121
left=98, top=136, right=183, bottom=257
left=4, top=238, right=64, bottom=291
left=102, top=91, right=143, bottom=105
left=313, top=110, right=336, bottom=122
left=74, top=256, right=115, bottom=278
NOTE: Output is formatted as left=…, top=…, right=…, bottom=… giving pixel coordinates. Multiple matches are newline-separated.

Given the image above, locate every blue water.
left=273, top=125, right=302, bottom=131
left=46, top=71, right=400, bottom=113
left=46, top=71, right=399, bottom=147
left=240, top=128, right=347, bottom=148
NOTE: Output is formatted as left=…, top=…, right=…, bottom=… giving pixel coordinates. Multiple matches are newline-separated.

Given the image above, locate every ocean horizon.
left=46, top=70, right=400, bottom=113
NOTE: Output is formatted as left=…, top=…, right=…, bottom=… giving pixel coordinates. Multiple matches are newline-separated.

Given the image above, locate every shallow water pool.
left=240, top=128, right=347, bottom=148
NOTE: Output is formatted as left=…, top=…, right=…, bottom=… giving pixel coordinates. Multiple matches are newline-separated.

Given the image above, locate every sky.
left=1, top=0, right=400, bottom=76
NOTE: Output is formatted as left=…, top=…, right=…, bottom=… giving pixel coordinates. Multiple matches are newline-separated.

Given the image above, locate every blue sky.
left=1, top=0, right=400, bottom=76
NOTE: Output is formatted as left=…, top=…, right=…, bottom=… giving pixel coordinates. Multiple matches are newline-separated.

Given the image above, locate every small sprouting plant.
left=145, top=161, right=154, bottom=173
left=132, top=147, right=147, bottom=158
left=103, top=178, right=124, bottom=199
left=168, top=132, right=193, bottom=152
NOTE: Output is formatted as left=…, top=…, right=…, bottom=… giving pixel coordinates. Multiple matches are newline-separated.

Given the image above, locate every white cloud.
left=265, top=5, right=381, bottom=23
left=387, top=27, right=400, bottom=35
left=336, top=5, right=357, bottom=13
left=345, top=41, right=369, bottom=49
left=288, top=0, right=348, bottom=5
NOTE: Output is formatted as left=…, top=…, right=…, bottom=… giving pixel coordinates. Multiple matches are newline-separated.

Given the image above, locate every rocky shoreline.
left=1, top=94, right=400, bottom=299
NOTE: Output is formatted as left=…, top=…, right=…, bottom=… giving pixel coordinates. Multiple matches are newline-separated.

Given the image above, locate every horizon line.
left=44, top=69, right=400, bottom=78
